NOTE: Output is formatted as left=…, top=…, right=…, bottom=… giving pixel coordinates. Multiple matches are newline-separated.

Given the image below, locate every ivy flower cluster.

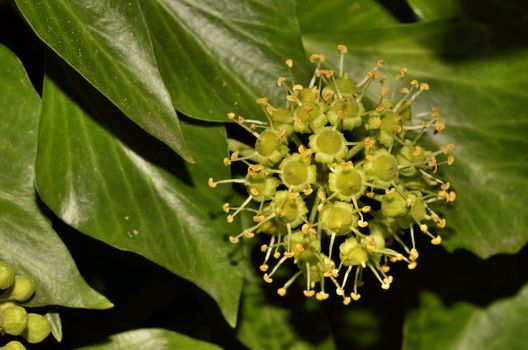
left=209, top=45, right=455, bottom=304
left=0, top=260, right=50, bottom=349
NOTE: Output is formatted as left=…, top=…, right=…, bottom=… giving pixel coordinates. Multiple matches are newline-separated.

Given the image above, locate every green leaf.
left=403, top=284, right=528, bottom=350
left=35, top=55, right=243, bottom=327
left=406, top=0, right=462, bottom=20
left=302, top=20, right=528, bottom=258
left=0, top=45, right=111, bottom=309
left=297, top=0, right=397, bottom=33
left=14, top=1, right=309, bottom=130
left=76, top=328, right=223, bottom=350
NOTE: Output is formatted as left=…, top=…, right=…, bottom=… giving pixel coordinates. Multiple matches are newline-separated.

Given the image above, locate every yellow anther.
left=277, top=288, right=287, bottom=296
left=294, top=244, right=304, bottom=253
left=435, top=120, right=446, bottom=132
left=377, top=59, right=384, bottom=67
left=441, top=182, right=451, bottom=191
left=367, top=70, right=378, bottom=79
left=276, top=76, right=286, bottom=86
left=420, top=83, right=430, bottom=91
left=284, top=251, right=295, bottom=258
left=343, top=296, right=351, bottom=305
left=364, top=137, right=375, bottom=148
left=265, top=105, right=273, bottom=115
left=381, top=86, right=389, bottom=96
left=381, top=265, right=390, bottom=273
left=274, top=207, right=283, bottom=215
left=408, top=261, right=417, bottom=270
left=366, top=191, right=375, bottom=198
left=277, top=128, right=287, bottom=140
left=385, top=187, right=396, bottom=195
left=230, top=151, right=239, bottom=161
left=226, top=215, right=234, bottom=223
left=288, top=192, right=299, bottom=199
left=413, top=146, right=423, bottom=156
left=441, top=144, right=455, bottom=154
left=317, top=191, right=326, bottom=201
left=222, top=203, right=230, bottom=213
left=351, top=292, right=361, bottom=301
left=337, top=44, right=348, bottom=54
left=406, top=198, right=413, bottom=207
left=286, top=95, right=297, bottom=103
left=248, top=164, right=264, bottom=174
left=309, top=54, right=326, bottom=63
left=250, top=124, right=256, bottom=130
left=400, top=87, right=410, bottom=94
left=227, top=112, right=236, bottom=119
left=315, top=291, right=329, bottom=301
left=447, top=155, right=455, bottom=165
left=302, top=224, right=310, bottom=233
left=253, top=215, right=265, bottom=222
left=298, top=145, right=312, bottom=157
left=358, top=220, right=369, bottom=228
left=208, top=178, right=217, bottom=188
left=437, top=218, right=447, bottom=228
left=431, top=236, right=442, bottom=245
left=260, top=264, right=269, bottom=272
left=263, top=273, right=273, bottom=283
left=260, top=244, right=268, bottom=252
left=229, top=236, right=239, bottom=243
left=324, top=257, right=333, bottom=266
left=410, top=248, right=419, bottom=260
left=250, top=187, right=260, bottom=197
left=304, top=290, right=315, bottom=297
left=273, top=252, right=281, bottom=259
left=309, top=228, right=317, bottom=235
left=420, top=224, right=428, bottom=233
left=317, top=204, right=325, bottom=212
left=411, top=79, right=419, bottom=87
left=304, top=187, right=314, bottom=196
left=223, top=158, right=231, bottom=166
left=361, top=205, right=371, bottom=213
left=285, top=59, right=293, bottom=68
left=449, top=191, right=456, bottom=202
left=292, top=84, right=303, bottom=91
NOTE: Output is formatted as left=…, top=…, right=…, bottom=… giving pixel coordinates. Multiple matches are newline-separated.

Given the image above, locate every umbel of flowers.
left=209, top=45, right=455, bottom=305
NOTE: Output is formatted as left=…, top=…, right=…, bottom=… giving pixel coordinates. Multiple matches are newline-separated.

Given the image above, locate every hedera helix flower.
left=209, top=45, right=456, bottom=304
left=0, top=260, right=51, bottom=349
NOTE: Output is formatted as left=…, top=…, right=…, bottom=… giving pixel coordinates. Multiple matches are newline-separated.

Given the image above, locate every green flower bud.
left=254, top=129, right=288, bottom=165
left=1, top=304, right=28, bottom=336
left=1, top=341, right=27, bottom=350
left=269, top=107, right=294, bottom=135
left=294, top=101, right=326, bottom=133
left=279, top=154, right=317, bottom=192
left=328, top=163, right=366, bottom=201
left=284, top=231, right=321, bottom=261
left=272, top=191, right=308, bottom=227
left=377, top=111, right=401, bottom=147
left=381, top=190, right=408, bottom=218
left=397, top=192, right=427, bottom=229
left=334, top=73, right=357, bottom=97
left=0, top=261, right=15, bottom=290
left=364, top=150, right=399, bottom=183
left=3, top=275, right=35, bottom=303
left=320, top=201, right=358, bottom=235
left=22, top=313, right=50, bottom=344
left=327, top=97, right=362, bottom=131
left=309, top=127, right=348, bottom=164
left=339, top=238, right=369, bottom=266
left=245, top=172, right=280, bottom=202
left=298, top=253, right=334, bottom=284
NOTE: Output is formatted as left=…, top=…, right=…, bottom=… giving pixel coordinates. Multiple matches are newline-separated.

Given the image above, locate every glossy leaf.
left=302, top=20, right=528, bottom=258
left=403, top=285, right=528, bottom=350
left=0, top=44, right=111, bottom=309
left=406, top=0, right=462, bottom=20
left=297, top=0, right=396, bottom=34
left=14, top=0, right=193, bottom=162
left=35, top=56, right=243, bottom=327
left=76, top=328, right=223, bottom=350
left=14, top=0, right=310, bottom=130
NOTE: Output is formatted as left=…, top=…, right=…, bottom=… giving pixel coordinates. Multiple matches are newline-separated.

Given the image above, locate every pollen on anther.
left=277, top=288, right=287, bottom=296
left=420, top=224, right=428, bottom=232
left=337, top=44, right=348, bottom=54
left=222, top=203, right=230, bottom=213
left=431, top=236, right=442, bottom=245
left=227, top=215, right=234, bottom=223
left=227, top=112, right=236, bottom=119
left=208, top=178, right=217, bottom=188
left=285, top=59, right=293, bottom=68
left=260, top=264, right=269, bottom=272
left=250, top=187, right=260, bottom=197
left=229, top=236, right=239, bottom=244
left=263, top=273, right=273, bottom=283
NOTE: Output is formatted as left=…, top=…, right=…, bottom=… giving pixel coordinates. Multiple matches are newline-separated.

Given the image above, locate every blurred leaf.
left=297, top=0, right=397, bottom=33
left=14, top=1, right=310, bottom=135
left=237, top=242, right=336, bottom=350
left=0, top=44, right=111, bottom=309
left=35, top=55, right=243, bottom=327
left=403, top=284, right=528, bottom=350
left=303, top=20, right=528, bottom=258
left=76, top=328, right=223, bottom=350
left=406, top=0, right=462, bottom=20
left=45, top=312, right=63, bottom=342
